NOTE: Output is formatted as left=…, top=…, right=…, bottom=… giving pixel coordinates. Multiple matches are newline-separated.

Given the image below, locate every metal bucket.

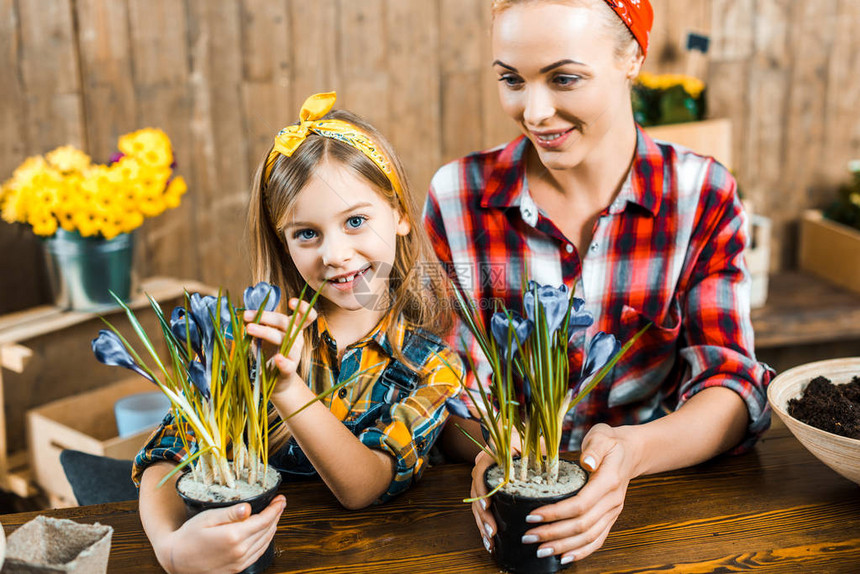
left=42, top=229, right=135, bottom=311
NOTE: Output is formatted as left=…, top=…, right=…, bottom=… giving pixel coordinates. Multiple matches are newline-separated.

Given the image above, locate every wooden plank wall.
left=2, top=0, right=859, bottom=311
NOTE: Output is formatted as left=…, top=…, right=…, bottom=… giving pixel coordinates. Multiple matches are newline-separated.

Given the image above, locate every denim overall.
left=268, top=328, right=447, bottom=481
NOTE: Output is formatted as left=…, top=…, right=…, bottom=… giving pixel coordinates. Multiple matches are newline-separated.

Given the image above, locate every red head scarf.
left=603, top=0, right=654, bottom=56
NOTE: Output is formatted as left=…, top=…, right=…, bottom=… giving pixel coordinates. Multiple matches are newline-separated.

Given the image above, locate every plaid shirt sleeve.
left=423, top=170, right=493, bottom=414
left=674, top=163, right=774, bottom=452
left=358, top=345, right=463, bottom=503
left=131, top=412, right=195, bottom=487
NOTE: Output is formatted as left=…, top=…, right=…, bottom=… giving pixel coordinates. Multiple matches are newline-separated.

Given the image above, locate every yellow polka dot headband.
left=263, top=91, right=403, bottom=197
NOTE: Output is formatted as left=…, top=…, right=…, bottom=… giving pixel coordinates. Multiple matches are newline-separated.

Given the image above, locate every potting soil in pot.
left=487, top=459, right=586, bottom=497
left=788, top=375, right=860, bottom=439
left=178, top=465, right=280, bottom=503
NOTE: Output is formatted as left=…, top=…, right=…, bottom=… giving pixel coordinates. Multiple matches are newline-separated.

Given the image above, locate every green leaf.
left=110, top=291, right=169, bottom=377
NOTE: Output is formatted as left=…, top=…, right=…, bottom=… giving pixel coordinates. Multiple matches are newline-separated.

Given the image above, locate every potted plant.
left=446, top=281, right=648, bottom=574
left=632, top=72, right=705, bottom=127
left=91, top=281, right=320, bottom=574
left=0, top=128, right=187, bottom=310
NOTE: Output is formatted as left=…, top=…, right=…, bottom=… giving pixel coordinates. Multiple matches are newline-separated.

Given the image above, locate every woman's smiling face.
left=492, top=1, right=640, bottom=171
left=283, top=160, right=409, bottom=321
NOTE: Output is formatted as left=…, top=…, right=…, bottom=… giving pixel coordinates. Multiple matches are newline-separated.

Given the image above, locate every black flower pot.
left=484, top=461, right=587, bottom=574
left=176, top=471, right=283, bottom=574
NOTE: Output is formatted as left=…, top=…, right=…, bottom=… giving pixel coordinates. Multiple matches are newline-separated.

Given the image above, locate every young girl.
left=134, top=92, right=463, bottom=574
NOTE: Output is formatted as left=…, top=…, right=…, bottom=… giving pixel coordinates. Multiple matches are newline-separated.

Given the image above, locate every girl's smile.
left=327, top=264, right=372, bottom=291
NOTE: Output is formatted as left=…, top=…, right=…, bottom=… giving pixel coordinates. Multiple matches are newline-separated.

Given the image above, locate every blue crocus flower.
left=187, top=360, right=211, bottom=401
left=445, top=397, right=479, bottom=421
left=578, top=332, right=621, bottom=390
left=169, top=306, right=202, bottom=358
left=490, top=311, right=534, bottom=357
left=189, top=293, right=231, bottom=355
left=188, top=293, right=214, bottom=345
left=243, top=281, right=281, bottom=312
left=524, top=282, right=569, bottom=334
left=91, top=330, right=156, bottom=384
left=567, top=297, right=594, bottom=344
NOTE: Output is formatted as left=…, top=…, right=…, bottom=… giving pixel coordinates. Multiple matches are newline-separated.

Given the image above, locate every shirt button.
left=565, top=244, right=574, bottom=254
left=590, top=242, right=598, bottom=252
left=338, top=387, right=348, bottom=399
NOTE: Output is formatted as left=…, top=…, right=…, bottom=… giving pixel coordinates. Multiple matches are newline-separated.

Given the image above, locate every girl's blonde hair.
left=491, top=0, right=642, bottom=61
left=247, top=109, right=453, bottom=453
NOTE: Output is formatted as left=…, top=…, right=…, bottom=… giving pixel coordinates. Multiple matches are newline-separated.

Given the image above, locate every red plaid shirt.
left=423, top=128, right=773, bottom=452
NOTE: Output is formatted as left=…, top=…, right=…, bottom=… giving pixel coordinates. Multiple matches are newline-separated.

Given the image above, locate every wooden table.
left=2, top=420, right=859, bottom=573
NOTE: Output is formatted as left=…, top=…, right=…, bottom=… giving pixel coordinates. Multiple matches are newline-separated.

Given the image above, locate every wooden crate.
left=0, top=276, right=213, bottom=498
left=800, top=210, right=860, bottom=295
left=645, top=118, right=733, bottom=170
left=28, top=377, right=158, bottom=507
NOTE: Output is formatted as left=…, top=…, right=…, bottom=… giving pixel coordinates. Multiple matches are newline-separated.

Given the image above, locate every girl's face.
left=492, top=1, right=640, bottom=170
left=283, top=160, right=410, bottom=322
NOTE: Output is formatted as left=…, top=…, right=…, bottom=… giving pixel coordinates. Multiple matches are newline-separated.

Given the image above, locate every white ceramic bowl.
left=767, top=357, right=860, bottom=486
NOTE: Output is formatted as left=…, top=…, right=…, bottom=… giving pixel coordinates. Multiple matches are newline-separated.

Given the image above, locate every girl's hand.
left=155, top=495, right=286, bottom=574
left=521, top=423, right=638, bottom=564
left=244, top=298, right=317, bottom=391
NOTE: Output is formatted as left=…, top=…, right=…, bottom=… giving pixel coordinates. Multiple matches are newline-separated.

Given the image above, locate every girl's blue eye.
left=294, top=229, right=317, bottom=241
left=346, top=215, right=366, bottom=229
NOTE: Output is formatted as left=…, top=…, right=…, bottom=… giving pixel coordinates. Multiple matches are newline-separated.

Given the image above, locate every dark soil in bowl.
left=787, top=375, right=860, bottom=439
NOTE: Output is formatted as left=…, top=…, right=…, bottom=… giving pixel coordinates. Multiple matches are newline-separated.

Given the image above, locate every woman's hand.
left=470, top=450, right=498, bottom=554
left=244, top=298, right=317, bottom=393
left=521, top=423, right=639, bottom=564
left=153, top=495, right=286, bottom=574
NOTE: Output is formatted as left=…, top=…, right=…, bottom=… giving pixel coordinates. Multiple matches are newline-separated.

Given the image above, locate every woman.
left=423, top=0, right=773, bottom=565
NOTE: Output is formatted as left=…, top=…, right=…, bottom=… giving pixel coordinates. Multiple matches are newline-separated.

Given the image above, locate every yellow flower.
left=10, top=156, right=49, bottom=183
left=119, top=128, right=173, bottom=168
left=139, top=198, right=166, bottom=217
left=73, top=211, right=100, bottom=237
left=139, top=169, right=172, bottom=201
left=46, top=146, right=91, bottom=174
left=98, top=217, right=122, bottom=240
left=163, top=176, right=187, bottom=208
left=636, top=72, right=705, bottom=98
left=119, top=211, right=144, bottom=233
left=112, top=156, right=141, bottom=182
left=30, top=215, right=58, bottom=237
left=1, top=189, right=28, bottom=223
left=34, top=187, right=57, bottom=209
left=680, top=77, right=705, bottom=99
left=56, top=210, right=77, bottom=232
left=27, top=205, right=58, bottom=237
left=2, top=127, right=183, bottom=238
